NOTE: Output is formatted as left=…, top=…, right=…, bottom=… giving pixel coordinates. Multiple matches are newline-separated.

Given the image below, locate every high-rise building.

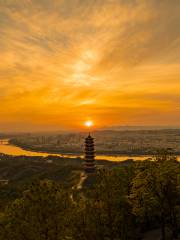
left=84, top=134, right=96, bottom=173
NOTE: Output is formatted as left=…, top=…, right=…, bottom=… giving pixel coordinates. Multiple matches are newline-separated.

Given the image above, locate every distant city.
left=2, top=128, right=180, bottom=156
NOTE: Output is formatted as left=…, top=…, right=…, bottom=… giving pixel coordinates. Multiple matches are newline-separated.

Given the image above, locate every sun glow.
left=85, top=120, right=93, bottom=128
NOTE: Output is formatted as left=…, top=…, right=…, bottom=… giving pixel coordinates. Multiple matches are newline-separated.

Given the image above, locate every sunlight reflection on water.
left=0, top=139, right=179, bottom=162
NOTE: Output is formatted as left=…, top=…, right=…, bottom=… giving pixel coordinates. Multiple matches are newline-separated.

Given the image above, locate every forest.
left=0, top=150, right=179, bottom=240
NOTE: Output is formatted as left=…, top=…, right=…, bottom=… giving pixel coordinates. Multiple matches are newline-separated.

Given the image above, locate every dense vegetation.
left=0, top=151, right=179, bottom=240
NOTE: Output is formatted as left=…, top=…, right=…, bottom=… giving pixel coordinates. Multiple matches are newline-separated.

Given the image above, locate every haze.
left=0, top=0, right=180, bottom=132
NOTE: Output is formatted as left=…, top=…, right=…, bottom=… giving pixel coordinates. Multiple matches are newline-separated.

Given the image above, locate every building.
left=84, top=134, right=96, bottom=173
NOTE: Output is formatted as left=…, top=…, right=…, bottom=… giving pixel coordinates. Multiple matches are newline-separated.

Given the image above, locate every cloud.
left=0, top=0, right=180, bottom=130
left=93, top=0, right=180, bottom=70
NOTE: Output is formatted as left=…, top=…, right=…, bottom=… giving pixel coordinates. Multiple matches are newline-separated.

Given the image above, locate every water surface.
left=0, top=139, right=179, bottom=162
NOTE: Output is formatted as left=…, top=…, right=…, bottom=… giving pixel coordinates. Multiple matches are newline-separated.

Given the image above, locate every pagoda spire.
left=84, top=133, right=96, bottom=173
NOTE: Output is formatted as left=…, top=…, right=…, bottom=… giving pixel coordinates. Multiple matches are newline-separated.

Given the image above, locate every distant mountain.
left=99, top=125, right=180, bottom=131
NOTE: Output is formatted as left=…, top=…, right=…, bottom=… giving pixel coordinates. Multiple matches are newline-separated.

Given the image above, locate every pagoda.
left=84, top=133, right=96, bottom=173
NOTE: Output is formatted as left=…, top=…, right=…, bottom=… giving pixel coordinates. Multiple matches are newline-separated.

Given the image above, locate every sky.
left=0, top=0, right=180, bottom=132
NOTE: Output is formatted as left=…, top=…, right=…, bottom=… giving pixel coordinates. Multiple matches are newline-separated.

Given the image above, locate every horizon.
left=0, top=1, right=180, bottom=131
left=1, top=125, right=180, bottom=134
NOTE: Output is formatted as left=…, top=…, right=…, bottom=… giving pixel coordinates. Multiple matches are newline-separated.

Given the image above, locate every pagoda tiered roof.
left=84, top=133, right=96, bottom=173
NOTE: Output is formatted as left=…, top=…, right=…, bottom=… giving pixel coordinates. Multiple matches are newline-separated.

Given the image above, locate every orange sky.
left=0, top=0, right=180, bottom=131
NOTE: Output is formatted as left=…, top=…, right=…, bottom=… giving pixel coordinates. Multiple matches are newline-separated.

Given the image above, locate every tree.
left=71, top=166, right=138, bottom=240
left=2, top=180, right=72, bottom=240
left=130, top=150, right=180, bottom=240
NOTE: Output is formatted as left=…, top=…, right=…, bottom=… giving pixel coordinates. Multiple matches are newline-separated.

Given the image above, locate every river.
left=0, top=139, right=179, bottom=162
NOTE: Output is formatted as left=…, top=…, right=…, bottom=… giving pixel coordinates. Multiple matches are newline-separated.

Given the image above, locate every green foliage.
left=0, top=150, right=179, bottom=240
left=71, top=167, right=138, bottom=240
left=1, top=180, right=72, bottom=240
left=0, top=157, right=81, bottom=211
left=130, top=151, right=180, bottom=239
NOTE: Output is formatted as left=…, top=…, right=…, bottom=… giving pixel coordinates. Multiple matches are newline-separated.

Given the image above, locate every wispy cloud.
left=0, top=0, right=180, bottom=131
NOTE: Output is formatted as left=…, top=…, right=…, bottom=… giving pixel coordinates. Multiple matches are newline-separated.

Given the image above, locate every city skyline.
left=0, top=0, right=180, bottom=131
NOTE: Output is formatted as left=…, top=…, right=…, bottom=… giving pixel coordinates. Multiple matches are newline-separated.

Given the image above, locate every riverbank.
left=1, top=139, right=180, bottom=161
left=7, top=140, right=154, bottom=161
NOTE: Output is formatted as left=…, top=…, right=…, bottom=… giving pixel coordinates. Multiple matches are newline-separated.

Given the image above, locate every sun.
left=84, top=120, right=93, bottom=128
